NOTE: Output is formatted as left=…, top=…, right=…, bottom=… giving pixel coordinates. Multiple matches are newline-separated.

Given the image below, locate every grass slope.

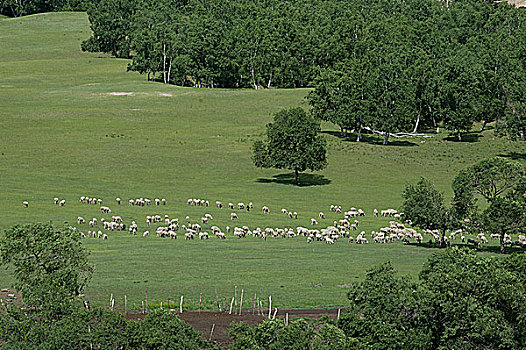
left=0, top=12, right=525, bottom=309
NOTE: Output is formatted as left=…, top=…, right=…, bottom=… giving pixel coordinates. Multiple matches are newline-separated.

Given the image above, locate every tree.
left=0, top=223, right=93, bottom=318
left=340, top=262, right=434, bottom=350
left=452, top=157, right=526, bottom=252
left=452, top=156, right=525, bottom=206
left=483, top=197, right=525, bottom=253
left=402, top=177, right=450, bottom=246
left=252, top=107, right=327, bottom=186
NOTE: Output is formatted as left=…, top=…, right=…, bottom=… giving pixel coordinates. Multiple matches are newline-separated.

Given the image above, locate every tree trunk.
left=383, top=132, right=389, bottom=145
left=412, top=115, right=420, bottom=134
left=500, top=232, right=505, bottom=254
left=295, top=169, right=299, bottom=186
left=267, top=73, right=272, bottom=89
left=356, top=127, right=362, bottom=142
left=520, top=130, right=524, bottom=142
left=163, top=43, right=167, bottom=84
left=457, top=132, right=462, bottom=141
left=167, top=58, right=173, bottom=85
left=480, top=120, right=487, bottom=132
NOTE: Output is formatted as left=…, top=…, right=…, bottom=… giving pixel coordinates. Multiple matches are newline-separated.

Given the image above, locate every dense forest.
left=79, top=0, right=526, bottom=141
left=0, top=0, right=86, bottom=16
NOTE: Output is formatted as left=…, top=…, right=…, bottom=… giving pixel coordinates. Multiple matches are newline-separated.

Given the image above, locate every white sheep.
left=54, top=197, right=59, bottom=204
left=319, top=212, right=325, bottom=219
left=311, top=218, right=318, bottom=225
left=231, top=213, right=238, bottom=220
left=216, top=201, right=223, bottom=208
left=23, top=201, right=28, bottom=208
left=59, top=199, right=66, bottom=207
left=262, top=206, right=270, bottom=214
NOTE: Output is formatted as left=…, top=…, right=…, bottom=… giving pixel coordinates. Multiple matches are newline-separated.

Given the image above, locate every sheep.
left=22, top=201, right=28, bottom=208
left=169, top=230, right=177, bottom=239
left=97, top=199, right=103, bottom=205
left=54, top=197, right=59, bottom=204
left=311, top=218, right=318, bottom=225
left=199, top=232, right=209, bottom=240
left=231, top=213, right=238, bottom=220
left=184, top=232, right=194, bottom=240
left=319, top=212, right=325, bottom=219
left=161, top=198, right=166, bottom=205
left=201, top=217, right=208, bottom=224
left=77, top=217, right=86, bottom=224
left=325, top=237, right=334, bottom=244
left=281, top=208, right=288, bottom=215
left=204, top=213, right=213, bottom=220
left=216, top=201, right=223, bottom=208
left=129, top=199, right=134, bottom=206
left=228, top=203, right=234, bottom=209
left=205, top=200, right=209, bottom=207
left=155, top=198, right=160, bottom=205
left=59, top=199, right=66, bottom=207
left=102, top=234, right=108, bottom=240
left=215, top=231, right=226, bottom=239
left=249, top=202, right=253, bottom=209
left=185, top=216, right=190, bottom=223
left=100, top=206, right=111, bottom=213
left=237, top=202, right=245, bottom=209
left=262, top=206, right=270, bottom=214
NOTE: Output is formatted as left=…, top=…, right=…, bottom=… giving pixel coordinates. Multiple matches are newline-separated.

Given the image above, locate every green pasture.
left=0, top=12, right=525, bottom=308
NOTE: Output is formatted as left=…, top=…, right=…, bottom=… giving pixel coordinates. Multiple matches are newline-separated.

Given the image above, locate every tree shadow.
left=407, top=241, right=525, bottom=254
left=257, top=172, right=331, bottom=187
left=443, top=132, right=482, bottom=143
left=321, top=131, right=418, bottom=147
left=498, top=151, right=526, bottom=161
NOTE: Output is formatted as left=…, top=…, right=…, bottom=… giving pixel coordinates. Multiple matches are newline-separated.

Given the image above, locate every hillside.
left=0, top=12, right=525, bottom=308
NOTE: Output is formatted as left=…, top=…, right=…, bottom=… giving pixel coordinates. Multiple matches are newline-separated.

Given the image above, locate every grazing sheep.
left=231, top=213, right=238, bottom=220
left=311, top=218, right=318, bottom=225
left=228, top=203, right=234, bottom=209
left=155, top=198, right=160, bottom=205
left=238, top=202, right=245, bottom=209
left=281, top=208, right=288, bottom=215
left=262, top=206, right=270, bottom=214
left=97, top=199, right=103, bottom=205
left=143, top=230, right=150, bottom=237
left=319, top=212, right=325, bottom=219
left=199, top=232, right=209, bottom=240
left=22, top=201, right=28, bottom=208
left=77, top=217, right=85, bottom=224
left=216, top=201, right=223, bottom=208
left=102, top=234, right=108, bottom=240
left=201, top=217, right=208, bottom=224
left=59, top=199, right=66, bottom=207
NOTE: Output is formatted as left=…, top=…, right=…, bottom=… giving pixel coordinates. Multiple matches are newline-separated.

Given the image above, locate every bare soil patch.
left=125, top=308, right=341, bottom=347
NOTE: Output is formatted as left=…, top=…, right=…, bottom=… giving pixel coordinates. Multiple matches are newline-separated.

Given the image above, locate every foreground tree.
left=252, top=107, right=327, bottom=185
left=0, top=223, right=93, bottom=318
left=402, top=177, right=450, bottom=246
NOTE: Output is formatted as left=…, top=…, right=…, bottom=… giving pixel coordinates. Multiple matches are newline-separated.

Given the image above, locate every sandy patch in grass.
left=108, top=92, right=134, bottom=96
left=158, top=92, right=173, bottom=97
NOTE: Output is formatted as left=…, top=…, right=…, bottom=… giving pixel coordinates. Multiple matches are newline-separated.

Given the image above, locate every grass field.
left=0, top=12, right=525, bottom=309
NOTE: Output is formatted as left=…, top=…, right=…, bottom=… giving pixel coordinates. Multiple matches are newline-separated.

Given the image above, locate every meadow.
left=0, top=12, right=525, bottom=309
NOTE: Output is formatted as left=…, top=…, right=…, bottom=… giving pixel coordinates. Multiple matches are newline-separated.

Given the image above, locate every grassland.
left=0, top=12, right=525, bottom=309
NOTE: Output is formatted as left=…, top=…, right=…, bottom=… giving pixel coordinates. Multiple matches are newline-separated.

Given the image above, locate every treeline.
left=0, top=0, right=87, bottom=17
left=229, top=248, right=526, bottom=350
left=82, top=0, right=526, bottom=141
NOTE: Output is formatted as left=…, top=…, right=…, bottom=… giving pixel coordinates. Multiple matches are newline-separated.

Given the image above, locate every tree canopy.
left=79, top=0, right=526, bottom=142
left=252, top=107, right=327, bottom=185
left=0, top=222, right=94, bottom=318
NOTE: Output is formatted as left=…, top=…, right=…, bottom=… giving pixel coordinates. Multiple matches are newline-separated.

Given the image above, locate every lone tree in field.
left=0, top=222, right=94, bottom=318
left=252, top=107, right=327, bottom=185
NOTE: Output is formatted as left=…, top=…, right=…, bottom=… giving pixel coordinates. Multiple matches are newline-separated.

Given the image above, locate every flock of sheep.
left=22, top=196, right=526, bottom=249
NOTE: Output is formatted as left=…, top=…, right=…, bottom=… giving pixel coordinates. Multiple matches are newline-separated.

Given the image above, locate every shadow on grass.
left=321, top=131, right=418, bottom=147
left=257, top=173, right=331, bottom=187
left=407, top=242, right=525, bottom=254
left=498, top=151, right=526, bottom=161
left=443, top=132, right=482, bottom=143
